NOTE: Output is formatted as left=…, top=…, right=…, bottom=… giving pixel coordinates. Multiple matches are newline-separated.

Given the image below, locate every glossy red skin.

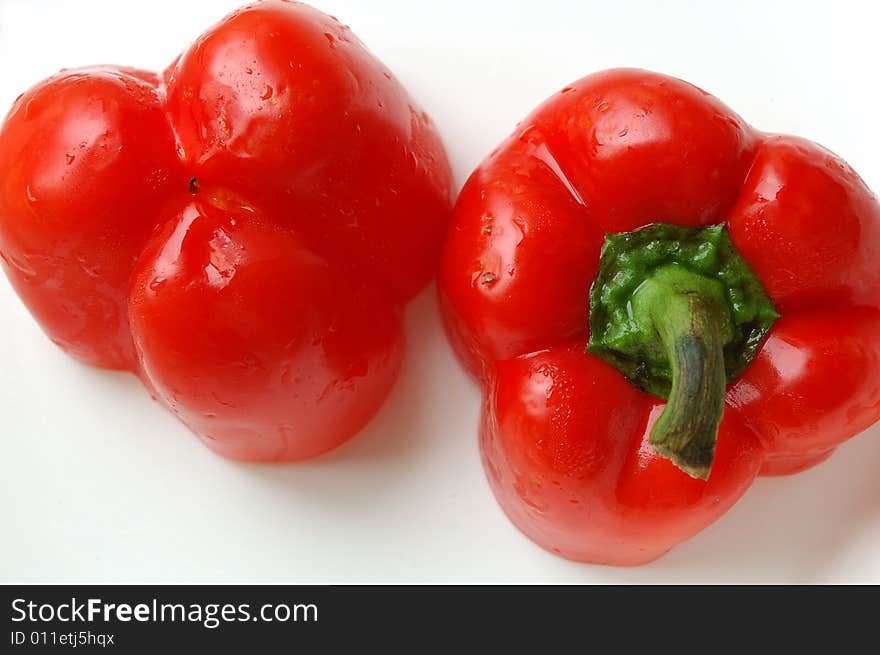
left=439, top=68, right=880, bottom=564
left=0, top=1, right=453, bottom=461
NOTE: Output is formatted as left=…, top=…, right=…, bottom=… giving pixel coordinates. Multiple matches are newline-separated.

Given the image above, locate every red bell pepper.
left=439, top=68, right=880, bottom=565
left=0, top=1, right=453, bottom=461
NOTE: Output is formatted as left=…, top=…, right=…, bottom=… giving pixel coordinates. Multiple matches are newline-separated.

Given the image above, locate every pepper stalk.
left=587, top=223, right=779, bottom=480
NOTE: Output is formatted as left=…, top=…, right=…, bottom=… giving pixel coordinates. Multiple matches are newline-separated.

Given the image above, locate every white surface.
left=1, top=0, right=879, bottom=584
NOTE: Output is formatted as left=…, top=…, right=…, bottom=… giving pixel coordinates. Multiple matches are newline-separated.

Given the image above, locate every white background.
left=1, top=0, right=879, bottom=583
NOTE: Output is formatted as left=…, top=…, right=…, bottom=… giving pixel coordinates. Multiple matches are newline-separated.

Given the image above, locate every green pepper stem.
left=588, top=224, right=779, bottom=479
left=647, top=291, right=727, bottom=480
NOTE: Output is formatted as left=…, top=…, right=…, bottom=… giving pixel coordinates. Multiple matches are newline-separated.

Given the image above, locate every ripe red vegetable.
left=0, top=1, right=453, bottom=461
left=439, top=68, right=880, bottom=565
